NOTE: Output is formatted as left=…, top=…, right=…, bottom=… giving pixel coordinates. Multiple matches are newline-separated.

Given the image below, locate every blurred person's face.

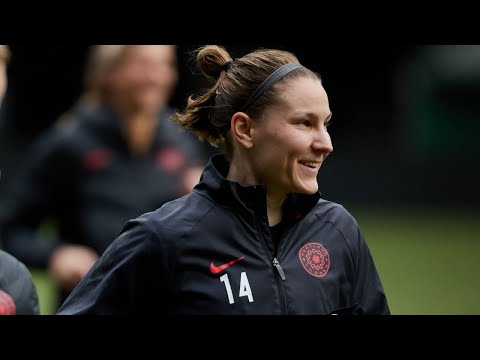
left=0, top=60, right=7, bottom=106
left=246, top=77, right=333, bottom=198
left=108, top=45, right=178, bottom=115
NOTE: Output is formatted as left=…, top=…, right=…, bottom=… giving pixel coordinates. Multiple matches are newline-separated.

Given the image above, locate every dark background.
left=2, top=44, right=479, bottom=208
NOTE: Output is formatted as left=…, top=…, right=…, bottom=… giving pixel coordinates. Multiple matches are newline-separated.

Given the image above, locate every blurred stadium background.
left=1, top=45, right=479, bottom=314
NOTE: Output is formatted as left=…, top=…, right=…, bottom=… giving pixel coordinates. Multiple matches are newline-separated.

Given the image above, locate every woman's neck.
left=266, top=191, right=285, bottom=226
left=121, top=112, right=157, bottom=156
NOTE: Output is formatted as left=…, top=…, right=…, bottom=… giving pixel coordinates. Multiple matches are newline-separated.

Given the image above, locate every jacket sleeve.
left=320, top=203, right=390, bottom=315
left=0, top=130, right=78, bottom=267
left=350, top=224, right=391, bottom=315
left=56, top=218, right=170, bottom=315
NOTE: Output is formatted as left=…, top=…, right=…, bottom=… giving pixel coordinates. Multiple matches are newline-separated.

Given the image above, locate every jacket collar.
left=195, top=154, right=321, bottom=223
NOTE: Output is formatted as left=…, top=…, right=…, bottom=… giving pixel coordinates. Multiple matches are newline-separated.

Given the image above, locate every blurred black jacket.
left=0, top=104, right=211, bottom=289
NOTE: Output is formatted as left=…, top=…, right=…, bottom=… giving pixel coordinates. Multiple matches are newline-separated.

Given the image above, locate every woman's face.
left=250, top=76, right=333, bottom=197
left=108, top=45, right=178, bottom=115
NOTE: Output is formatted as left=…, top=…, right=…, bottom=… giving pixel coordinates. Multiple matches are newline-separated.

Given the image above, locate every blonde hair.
left=82, top=45, right=129, bottom=103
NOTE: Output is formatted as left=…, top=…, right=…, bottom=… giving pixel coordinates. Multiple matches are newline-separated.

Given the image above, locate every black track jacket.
left=57, top=155, right=390, bottom=315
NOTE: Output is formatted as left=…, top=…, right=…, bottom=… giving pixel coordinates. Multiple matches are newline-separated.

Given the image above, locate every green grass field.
left=31, top=206, right=480, bottom=315
left=352, top=206, right=480, bottom=314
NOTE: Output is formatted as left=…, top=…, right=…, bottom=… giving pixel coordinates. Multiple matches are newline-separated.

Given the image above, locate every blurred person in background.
left=57, top=45, right=389, bottom=315
left=0, top=44, right=9, bottom=185
left=0, top=45, right=40, bottom=316
left=0, top=45, right=213, bottom=311
left=0, top=249, right=40, bottom=315
left=0, top=45, right=8, bottom=111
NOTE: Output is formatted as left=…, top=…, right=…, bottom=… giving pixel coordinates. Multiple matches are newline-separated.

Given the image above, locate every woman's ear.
left=230, top=112, right=254, bottom=149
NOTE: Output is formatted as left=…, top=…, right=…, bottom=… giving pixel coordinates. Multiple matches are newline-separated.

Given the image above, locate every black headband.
left=240, top=63, right=303, bottom=112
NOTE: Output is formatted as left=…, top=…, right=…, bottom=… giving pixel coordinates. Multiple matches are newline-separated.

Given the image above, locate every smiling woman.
left=57, top=45, right=390, bottom=315
left=245, top=76, right=333, bottom=209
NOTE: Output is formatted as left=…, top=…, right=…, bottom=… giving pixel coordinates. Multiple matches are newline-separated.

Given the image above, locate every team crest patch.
left=0, top=290, right=16, bottom=315
left=299, top=242, right=330, bottom=278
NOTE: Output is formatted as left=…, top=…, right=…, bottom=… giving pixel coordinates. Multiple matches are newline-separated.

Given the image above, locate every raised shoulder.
left=130, top=191, right=217, bottom=247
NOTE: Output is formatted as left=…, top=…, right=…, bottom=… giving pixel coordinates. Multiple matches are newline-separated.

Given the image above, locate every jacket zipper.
left=272, top=258, right=286, bottom=280
left=270, top=256, right=288, bottom=314
left=272, top=223, right=292, bottom=314
left=252, top=209, right=289, bottom=314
